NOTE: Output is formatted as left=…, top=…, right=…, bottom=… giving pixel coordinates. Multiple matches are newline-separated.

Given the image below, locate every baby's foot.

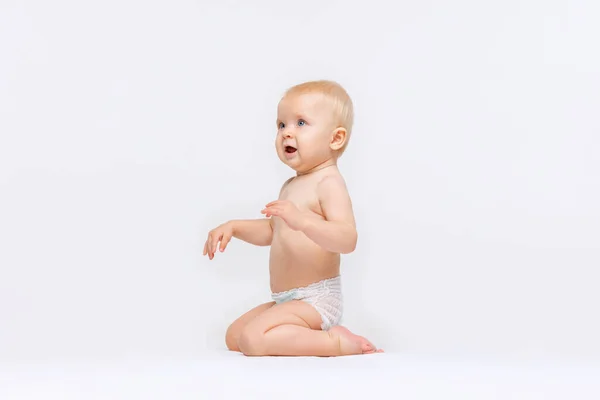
left=329, top=326, right=384, bottom=355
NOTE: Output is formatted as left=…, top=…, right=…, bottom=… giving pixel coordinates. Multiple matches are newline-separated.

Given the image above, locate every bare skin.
left=204, top=87, right=383, bottom=356
left=266, top=165, right=352, bottom=293
left=225, top=301, right=275, bottom=352
left=235, top=300, right=381, bottom=356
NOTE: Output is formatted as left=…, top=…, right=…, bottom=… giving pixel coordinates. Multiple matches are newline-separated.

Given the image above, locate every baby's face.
left=275, top=92, right=337, bottom=174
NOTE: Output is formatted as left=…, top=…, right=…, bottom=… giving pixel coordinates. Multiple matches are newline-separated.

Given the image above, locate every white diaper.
left=271, top=276, right=343, bottom=331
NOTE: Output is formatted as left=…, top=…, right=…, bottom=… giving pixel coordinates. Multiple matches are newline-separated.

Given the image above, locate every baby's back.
left=269, top=168, right=343, bottom=293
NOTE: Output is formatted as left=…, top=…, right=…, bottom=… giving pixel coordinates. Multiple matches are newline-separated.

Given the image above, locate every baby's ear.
left=329, top=127, right=347, bottom=151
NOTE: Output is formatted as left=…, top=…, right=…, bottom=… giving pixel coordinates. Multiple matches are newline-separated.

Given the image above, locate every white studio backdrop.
left=1, top=0, right=599, bottom=362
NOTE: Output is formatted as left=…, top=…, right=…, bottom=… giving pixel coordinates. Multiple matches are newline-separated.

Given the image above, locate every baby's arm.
left=204, top=218, right=272, bottom=260
left=302, top=176, right=358, bottom=254
left=230, top=219, right=273, bottom=246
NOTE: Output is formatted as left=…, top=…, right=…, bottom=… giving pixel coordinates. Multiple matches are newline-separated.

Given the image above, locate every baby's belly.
left=268, top=231, right=340, bottom=293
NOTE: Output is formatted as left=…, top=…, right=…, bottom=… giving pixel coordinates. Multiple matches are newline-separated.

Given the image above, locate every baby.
left=203, top=80, right=382, bottom=356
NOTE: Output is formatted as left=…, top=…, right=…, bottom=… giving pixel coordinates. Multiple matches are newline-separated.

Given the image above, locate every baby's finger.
left=203, top=239, right=208, bottom=256
left=261, top=207, right=275, bottom=216
left=265, top=200, right=285, bottom=208
left=220, top=234, right=231, bottom=252
left=212, top=232, right=222, bottom=255
left=208, top=233, right=217, bottom=259
left=266, top=207, right=281, bottom=217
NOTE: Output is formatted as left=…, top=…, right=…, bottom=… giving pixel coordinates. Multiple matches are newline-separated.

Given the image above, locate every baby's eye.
left=297, top=119, right=306, bottom=126
left=278, top=122, right=285, bottom=129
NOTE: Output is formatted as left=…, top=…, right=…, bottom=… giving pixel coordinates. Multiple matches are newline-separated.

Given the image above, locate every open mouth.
left=285, top=146, right=297, bottom=154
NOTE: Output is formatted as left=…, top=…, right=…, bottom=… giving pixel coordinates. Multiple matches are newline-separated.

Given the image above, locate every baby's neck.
left=296, top=158, right=338, bottom=176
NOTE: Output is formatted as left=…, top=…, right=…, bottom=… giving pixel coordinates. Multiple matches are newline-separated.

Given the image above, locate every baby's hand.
left=203, top=221, right=234, bottom=260
left=261, top=200, right=307, bottom=231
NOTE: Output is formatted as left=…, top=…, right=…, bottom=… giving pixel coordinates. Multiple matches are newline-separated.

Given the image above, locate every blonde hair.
left=283, top=80, right=354, bottom=155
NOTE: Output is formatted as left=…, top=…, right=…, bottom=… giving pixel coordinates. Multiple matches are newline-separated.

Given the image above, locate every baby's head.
left=275, top=80, right=354, bottom=174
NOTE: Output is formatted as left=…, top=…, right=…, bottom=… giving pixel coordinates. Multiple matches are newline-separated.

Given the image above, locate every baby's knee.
left=225, top=324, right=240, bottom=352
left=237, top=327, right=266, bottom=356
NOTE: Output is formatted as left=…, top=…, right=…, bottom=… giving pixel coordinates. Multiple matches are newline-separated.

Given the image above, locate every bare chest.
left=274, top=178, right=323, bottom=231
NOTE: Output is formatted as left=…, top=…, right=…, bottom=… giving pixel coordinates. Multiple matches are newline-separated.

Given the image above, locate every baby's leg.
left=237, top=300, right=381, bottom=356
left=225, top=301, right=275, bottom=352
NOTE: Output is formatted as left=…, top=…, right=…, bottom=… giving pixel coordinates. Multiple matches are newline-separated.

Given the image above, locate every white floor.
left=1, top=351, right=599, bottom=400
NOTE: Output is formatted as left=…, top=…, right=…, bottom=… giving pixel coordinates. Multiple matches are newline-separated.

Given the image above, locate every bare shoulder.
left=279, top=176, right=295, bottom=194
left=316, top=172, right=349, bottom=196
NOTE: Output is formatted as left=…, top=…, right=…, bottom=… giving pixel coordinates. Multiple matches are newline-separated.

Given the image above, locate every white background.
left=1, top=0, right=599, bottom=363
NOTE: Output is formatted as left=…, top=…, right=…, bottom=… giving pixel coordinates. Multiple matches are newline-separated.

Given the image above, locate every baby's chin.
left=282, top=159, right=302, bottom=172
left=278, top=155, right=307, bottom=174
